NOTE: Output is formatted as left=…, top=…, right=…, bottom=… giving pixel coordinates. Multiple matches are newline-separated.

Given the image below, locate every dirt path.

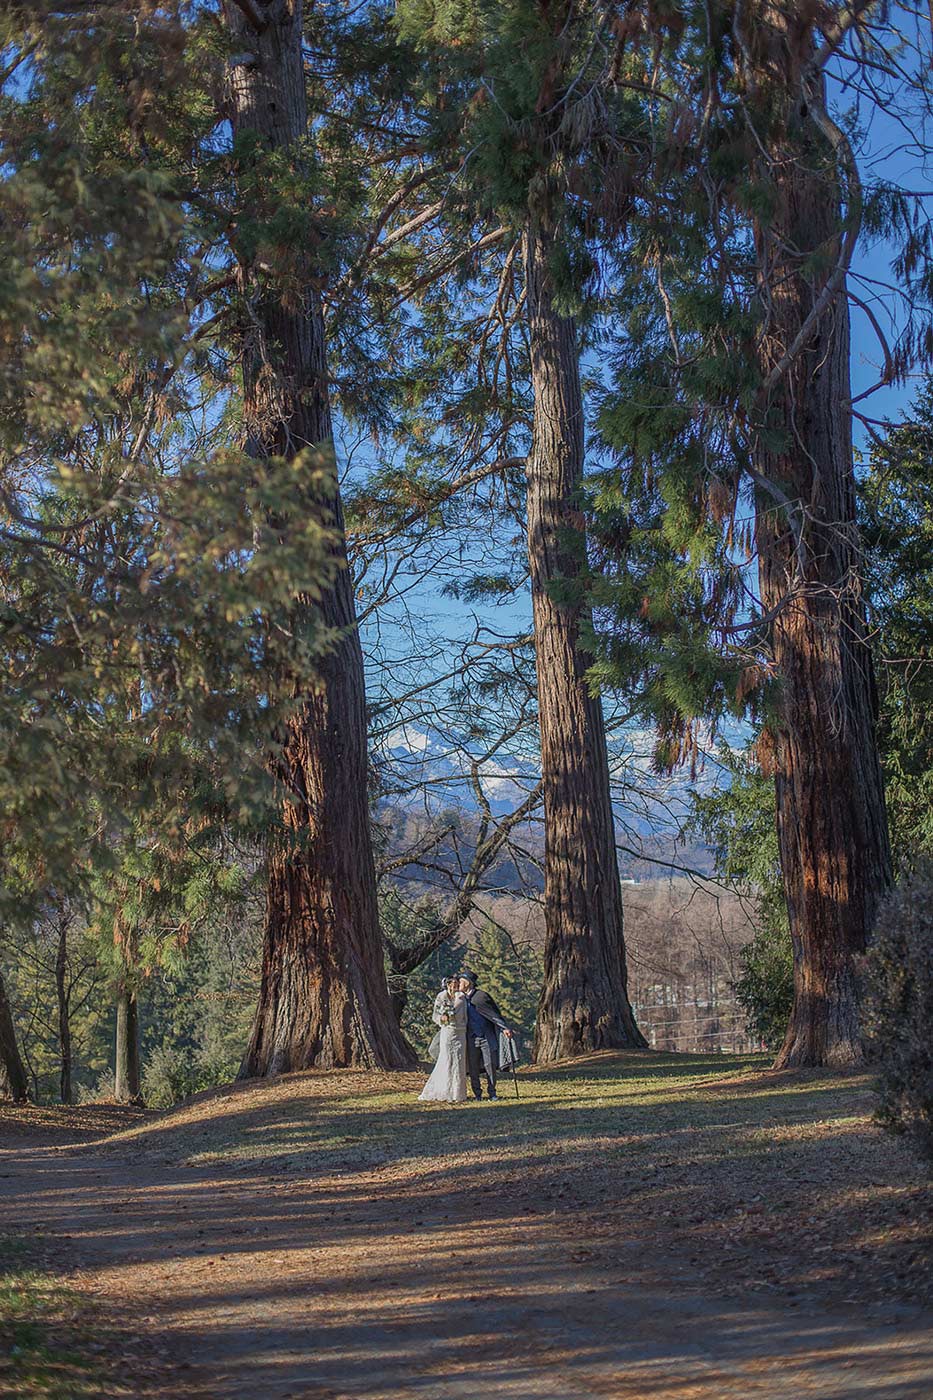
left=2, top=1075, right=931, bottom=1400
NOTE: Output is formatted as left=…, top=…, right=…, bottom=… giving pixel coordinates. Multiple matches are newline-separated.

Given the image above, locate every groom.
left=460, top=969, right=513, bottom=1101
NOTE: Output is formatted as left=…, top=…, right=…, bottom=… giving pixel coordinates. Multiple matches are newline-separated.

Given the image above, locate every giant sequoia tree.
left=226, top=0, right=412, bottom=1073
left=742, top=3, right=892, bottom=1066
left=0, top=1, right=408, bottom=1082
left=394, top=0, right=644, bottom=1059
left=591, top=0, right=929, bottom=1066
left=4, top=0, right=930, bottom=1093
left=524, top=195, right=644, bottom=1059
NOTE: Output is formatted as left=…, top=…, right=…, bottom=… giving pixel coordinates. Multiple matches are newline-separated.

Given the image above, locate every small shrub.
left=733, top=923, right=793, bottom=1054
left=140, top=1040, right=201, bottom=1109
left=141, top=1037, right=239, bottom=1109
left=77, top=1071, right=116, bottom=1105
left=863, top=864, right=933, bottom=1164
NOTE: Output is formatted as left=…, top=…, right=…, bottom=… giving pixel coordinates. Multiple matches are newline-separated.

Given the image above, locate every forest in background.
left=0, top=0, right=930, bottom=1155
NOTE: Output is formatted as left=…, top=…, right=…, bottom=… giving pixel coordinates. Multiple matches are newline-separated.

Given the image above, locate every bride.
left=418, top=975, right=467, bottom=1103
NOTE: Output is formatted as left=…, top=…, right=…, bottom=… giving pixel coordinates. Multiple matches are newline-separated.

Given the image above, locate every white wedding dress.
left=418, top=991, right=467, bottom=1102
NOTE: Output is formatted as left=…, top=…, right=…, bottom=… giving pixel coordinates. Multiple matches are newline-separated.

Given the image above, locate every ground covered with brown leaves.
left=1, top=1051, right=930, bottom=1398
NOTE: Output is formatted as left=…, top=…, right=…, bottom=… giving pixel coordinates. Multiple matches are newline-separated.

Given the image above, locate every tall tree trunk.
left=113, top=911, right=141, bottom=1102
left=56, top=916, right=72, bottom=1105
left=524, top=223, right=645, bottom=1062
left=114, top=988, right=141, bottom=1103
left=0, top=969, right=29, bottom=1103
left=750, top=8, right=892, bottom=1067
left=227, top=0, right=412, bottom=1073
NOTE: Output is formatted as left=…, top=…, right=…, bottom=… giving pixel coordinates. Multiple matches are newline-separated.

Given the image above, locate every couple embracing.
left=418, top=969, right=514, bottom=1104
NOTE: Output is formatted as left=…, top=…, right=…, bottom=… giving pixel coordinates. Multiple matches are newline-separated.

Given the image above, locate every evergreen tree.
left=859, top=382, right=933, bottom=867
left=686, top=380, right=933, bottom=1054
left=224, top=0, right=412, bottom=1074
left=469, top=919, right=541, bottom=1044
left=392, top=0, right=646, bottom=1060
left=589, top=0, right=933, bottom=1066
left=686, top=749, right=792, bottom=1053
left=1, top=1, right=417, bottom=1076
left=0, top=2, right=334, bottom=922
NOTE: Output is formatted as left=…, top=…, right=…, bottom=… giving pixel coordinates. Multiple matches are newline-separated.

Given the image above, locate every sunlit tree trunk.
left=56, top=915, right=72, bottom=1105
left=749, top=4, right=892, bottom=1067
left=524, top=222, right=645, bottom=1062
left=227, top=0, right=412, bottom=1072
left=114, top=989, right=141, bottom=1103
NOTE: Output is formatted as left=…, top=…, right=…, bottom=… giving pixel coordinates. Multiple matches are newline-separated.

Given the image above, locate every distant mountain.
left=376, top=720, right=720, bottom=890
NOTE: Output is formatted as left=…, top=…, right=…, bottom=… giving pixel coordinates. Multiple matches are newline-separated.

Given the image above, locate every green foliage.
left=382, top=890, right=542, bottom=1056
left=1, top=859, right=262, bottom=1105
left=682, top=377, right=933, bottom=1052
left=863, top=863, right=933, bottom=1164
left=134, top=874, right=262, bottom=1106
left=686, top=746, right=792, bottom=1052
left=469, top=918, right=541, bottom=1041
left=585, top=3, right=931, bottom=804
left=4, top=0, right=931, bottom=1110
left=732, top=926, right=794, bottom=1055
left=859, top=386, right=933, bottom=868
left=0, top=913, right=110, bottom=1104
left=0, top=8, right=338, bottom=926
left=140, top=1032, right=243, bottom=1112
left=379, top=890, right=456, bottom=1039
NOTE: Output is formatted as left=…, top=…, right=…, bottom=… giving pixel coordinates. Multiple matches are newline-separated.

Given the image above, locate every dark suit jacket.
left=467, top=988, right=511, bottom=1049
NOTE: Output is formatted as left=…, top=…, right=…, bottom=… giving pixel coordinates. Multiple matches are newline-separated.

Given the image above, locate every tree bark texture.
left=227, top=0, right=413, bottom=1072
left=0, top=969, right=29, bottom=1103
left=114, top=987, right=141, bottom=1103
left=113, top=909, right=142, bottom=1102
left=56, top=917, right=72, bottom=1105
left=750, top=7, right=892, bottom=1067
left=524, top=224, right=645, bottom=1062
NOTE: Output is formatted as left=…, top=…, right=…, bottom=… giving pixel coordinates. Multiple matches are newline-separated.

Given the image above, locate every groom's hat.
left=460, top=968, right=477, bottom=985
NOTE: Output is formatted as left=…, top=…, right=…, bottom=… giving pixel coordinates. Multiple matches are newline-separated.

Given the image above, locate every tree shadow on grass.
left=1, top=1077, right=927, bottom=1303
left=0, top=1052, right=929, bottom=1396
left=3, top=1157, right=930, bottom=1400
left=71, top=1050, right=876, bottom=1185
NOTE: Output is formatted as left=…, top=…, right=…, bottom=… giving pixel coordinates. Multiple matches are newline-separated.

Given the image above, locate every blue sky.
left=359, top=18, right=933, bottom=830
left=841, top=8, right=933, bottom=436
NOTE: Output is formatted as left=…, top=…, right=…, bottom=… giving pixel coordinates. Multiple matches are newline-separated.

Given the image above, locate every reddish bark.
left=524, top=223, right=645, bottom=1062
left=749, top=6, right=892, bottom=1066
left=0, top=969, right=29, bottom=1103
left=227, top=0, right=412, bottom=1072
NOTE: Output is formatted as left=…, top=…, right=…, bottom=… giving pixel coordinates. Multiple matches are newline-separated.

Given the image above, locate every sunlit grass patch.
left=103, top=1048, right=879, bottom=1180
left=0, top=1239, right=101, bottom=1400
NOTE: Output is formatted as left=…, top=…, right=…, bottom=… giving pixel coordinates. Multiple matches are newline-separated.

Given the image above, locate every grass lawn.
left=94, top=1048, right=930, bottom=1308
left=0, top=1237, right=104, bottom=1400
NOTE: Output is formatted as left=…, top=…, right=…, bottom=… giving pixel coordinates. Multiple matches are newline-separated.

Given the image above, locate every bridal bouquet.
left=437, top=997, right=456, bottom=1026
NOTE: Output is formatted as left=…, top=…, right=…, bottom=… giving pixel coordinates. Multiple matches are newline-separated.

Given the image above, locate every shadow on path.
left=1, top=1091, right=931, bottom=1400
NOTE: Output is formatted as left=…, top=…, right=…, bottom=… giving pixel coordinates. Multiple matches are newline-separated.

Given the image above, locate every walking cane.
left=507, top=1037, right=519, bottom=1098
